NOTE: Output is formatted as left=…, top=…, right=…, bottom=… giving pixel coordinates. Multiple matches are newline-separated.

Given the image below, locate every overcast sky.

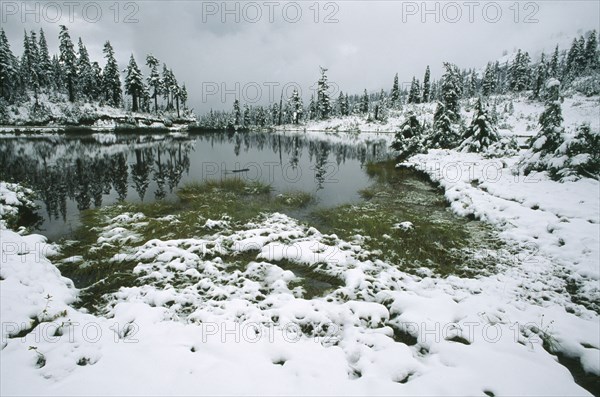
left=2, top=0, right=599, bottom=113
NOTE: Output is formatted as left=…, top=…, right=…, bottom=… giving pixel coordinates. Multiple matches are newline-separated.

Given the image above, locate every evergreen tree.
left=584, top=30, right=599, bottom=71
left=428, top=101, right=460, bottom=149
left=161, top=64, right=176, bottom=110
left=360, top=89, right=369, bottom=113
left=59, top=25, right=78, bottom=102
left=91, top=61, right=103, bottom=100
left=482, top=62, right=496, bottom=96
left=289, top=88, right=303, bottom=124
left=529, top=79, right=564, bottom=154
left=180, top=84, right=188, bottom=110
left=459, top=98, right=499, bottom=152
left=407, top=77, right=421, bottom=103
left=77, top=38, right=95, bottom=100
left=308, top=95, right=317, bottom=120
left=337, top=91, right=348, bottom=116
left=422, top=66, right=431, bottom=102
left=390, top=73, right=400, bottom=106
left=344, top=93, right=350, bottom=115
left=316, top=67, right=332, bottom=119
left=37, top=29, right=52, bottom=89
left=392, top=111, right=423, bottom=160
left=232, top=99, right=241, bottom=125
left=509, top=49, right=530, bottom=92
left=531, top=53, right=547, bottom=99
left=0, top=28, right=18, bottom=100
left=441, top=62, right=462, bottom=121
left=102, top=41, right=122, bottom=106
left=146, top=55, right=162, bottom=113
left=548, top=45, right=560, bottom=78
left=124, top=54, right=144, bottom=112
left=243, top=104, right=251, bottom=126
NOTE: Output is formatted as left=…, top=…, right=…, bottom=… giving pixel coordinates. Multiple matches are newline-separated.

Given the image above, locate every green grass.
left=311, top=160, right=500, bottom=277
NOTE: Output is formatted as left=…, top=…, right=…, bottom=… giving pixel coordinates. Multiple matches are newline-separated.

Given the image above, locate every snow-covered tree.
left=407, top=77, right=421, bottom=104
left=459, top=98, right=500, bottom=152
left=548, top=45, right=560, bottom=79
left=390, top=73, right=400, bottom=106
left=0, top=28, right=18, bottom=100
left=441, top=62, right=462, bottom=121
left=427, top=101, right=460, bottom=149
left=482, top=62, right=496, bottom=96
left=102, top=41, right=122, bottom=106
left=422, top=66, right=431, bottom=103
left=392, top=112, right=424, bottom=160
left=59, top=25, right=78, bottom=102
left=124, top=54, right=144, bottom=112
left=180, top=84, right=188, bottom=110
left=232, top=99, right=241, bottom=126
left=584, top=30, right=599, bottom=71
left=146, top=55, right=162, bottom=113
left=77, top=38, right=96, bottom=100
left=531, top=53, right=547, bottom=99
left=317, top=67, right=332, bottom=119
left=289, top=88, right=303, bottom=124
left=359, top=89, right=369, bottom=113
left=37, top=29, right=52, bottom=89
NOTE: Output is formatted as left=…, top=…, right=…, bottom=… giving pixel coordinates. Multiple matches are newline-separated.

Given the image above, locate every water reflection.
left=0, top=131, right=391, bottom=239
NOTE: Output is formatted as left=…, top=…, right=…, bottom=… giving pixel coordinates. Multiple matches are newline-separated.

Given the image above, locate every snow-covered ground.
left=1, top=93, right=599, bottom=395
left=0, top=94, right=196, bottom=132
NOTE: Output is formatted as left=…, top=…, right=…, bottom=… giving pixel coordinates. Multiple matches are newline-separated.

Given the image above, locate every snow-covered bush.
left=459, top=98, right=500, bottom=153
left=391, top=112, right=425, bottom=160
left=568, top=74, right=600, bottom=97
left=553, top=123, right=600, bottom=180
left=0, top=182, right=39, bottom=230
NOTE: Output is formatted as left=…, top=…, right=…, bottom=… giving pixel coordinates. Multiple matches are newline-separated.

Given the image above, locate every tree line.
left=0, top=26, right=188, bottom=116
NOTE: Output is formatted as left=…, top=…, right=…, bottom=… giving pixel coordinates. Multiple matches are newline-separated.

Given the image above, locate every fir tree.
left=146, top=55, right=162, bottom=113
left=585, top=30, right=599, bottom=71
left=422, top=66, right=431, bottom=103
left=390, top=73, right=400, bottom=106
left=0, top=28, right=18, bottom=100
left=337, top=91, right=348, bottom=116
left=407, top=77, right=421, bottom=103
left=124, top=54, right=144, bottom=112
left=37, top=29, right=52, bottom=89
left=392, top=112, right=423, bottom=160
left=531, top=53, right=547, bottom=100
left=441, top=62, right=462, bottom=121
left=548, top=45, right=560, bottom=78
left=233, top=99, right=241, bottom=125
left=317, top=67, right=332, bottom=119
left=102, top=41, right=122, bottom=106
left=427, top=101, right=460, bottom=149
left=59, top=25, right=78, bottom=102
left=289, top=88, right=303, bottom=124
left=459, top=98, right=499, bottom=152
left=529, top=79, right=564, bottom=155
left=360, top=89, right=369, bottom=113
left=77, top=38, right=95, bottom=100
left=180, top=84, right=188, bottom=110
left=482, top=62, right=496, bottom=96
left=243, top=104, right=251, bottom=126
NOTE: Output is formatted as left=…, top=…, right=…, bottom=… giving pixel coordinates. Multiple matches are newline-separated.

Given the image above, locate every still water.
left=0, top=131, right=392, bottom=240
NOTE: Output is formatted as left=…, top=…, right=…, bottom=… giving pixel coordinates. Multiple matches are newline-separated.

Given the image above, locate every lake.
left=0, top=131, right=392, bottom=241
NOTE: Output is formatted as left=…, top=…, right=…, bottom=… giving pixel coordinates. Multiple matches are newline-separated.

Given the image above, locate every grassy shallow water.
left=55, top=163, right=501, bottom=312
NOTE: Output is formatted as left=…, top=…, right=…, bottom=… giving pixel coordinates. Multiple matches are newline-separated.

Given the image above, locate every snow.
left=1, top=90, right=599, bottom=395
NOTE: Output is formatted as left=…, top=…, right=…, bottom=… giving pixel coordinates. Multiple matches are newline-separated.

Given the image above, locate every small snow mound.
left=393, top=221, right=414, bottom=231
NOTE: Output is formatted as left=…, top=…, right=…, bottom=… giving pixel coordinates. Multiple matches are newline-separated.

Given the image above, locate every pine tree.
left=91, top=61, right=102, bottom=100
left=51, top=55, right=63, bottom=93
left=422, top=66, right=431, bottom=103
left=360, top=89, right=369, bottom=113
left=59, top=25, right=78, bottom=102
left=585, top=30, right=599, bottom=71
left=531, top=53, right=547, bottom=100
left=308, top=95, right=317, bottom=120
left=124, top=54, right=144, bottom=112
left=232, top=99, right=241, bottom=125
left=102, top=41, right=122, bottom=106
left=180, top=84, right=188, bottom=110
left=392, top=111, right=423, bottom=160
left=482, top=62, right=496, bottom=96
left=37, top=29, right=52, bottom=89
left=427, top=101, right=460, bottom=149
left=77, top=38, right=95, bottom=100
left=548, top=45, right=560, bottom=78
left=146, top=55, right=161, bottom=113
left=289, top=88, right=303, bottom=124
left=337, top=91, right=348, bottom=116
left=441, top=62, right=462, bottom=121
left=530, top=78, right=564, bottom=154
left=243, top=104, right=251, bottom=126
left=317, top=67, right=332, bottom=119
left=459, top=98, right=499, bottom=152
left=390, top=73, right=400, bottom=106
left=0, top=28, right=18, bottom=100
left=407, top=77, right=421, bottom=104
